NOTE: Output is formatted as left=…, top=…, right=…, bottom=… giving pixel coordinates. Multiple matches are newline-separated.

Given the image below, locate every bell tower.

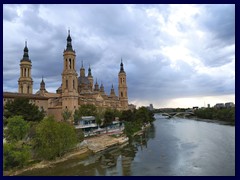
left=118, top=59, right=128, bottom=109
left=18, top=41, right=33, bottom=94
left=62, top=30, right=79, bottom=119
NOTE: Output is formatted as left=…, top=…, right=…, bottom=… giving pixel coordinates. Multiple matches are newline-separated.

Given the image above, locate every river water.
left=20, top=114, right=235, bottom=176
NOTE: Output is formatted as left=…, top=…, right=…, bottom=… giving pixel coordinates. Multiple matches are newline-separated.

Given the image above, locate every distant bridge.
left=161, top=112, right=195, bottom=118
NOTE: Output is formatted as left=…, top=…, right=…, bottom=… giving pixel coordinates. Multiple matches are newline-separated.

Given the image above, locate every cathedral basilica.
left=3, top=31, right=129, bottom=121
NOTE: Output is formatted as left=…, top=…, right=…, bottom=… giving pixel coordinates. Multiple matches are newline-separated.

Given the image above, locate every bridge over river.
left=161, top=112, right=195, bottom=118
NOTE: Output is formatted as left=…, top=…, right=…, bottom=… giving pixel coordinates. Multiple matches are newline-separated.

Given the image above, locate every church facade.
left=3, top=31, right=129, bottom=121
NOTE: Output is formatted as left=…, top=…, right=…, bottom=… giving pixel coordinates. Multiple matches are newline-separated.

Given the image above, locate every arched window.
left=24, top=68, right=26, bottom=77
left=66, top=59, right=68, bottom=69
left=121, top=92, right=123, bottom=97
left=69, top=59, right=71, bottom=69
left=73, top=79, right=75, bottom=89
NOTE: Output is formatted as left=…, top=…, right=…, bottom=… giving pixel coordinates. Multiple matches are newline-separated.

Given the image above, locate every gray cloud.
left=3, top=4, right=235, bottom=108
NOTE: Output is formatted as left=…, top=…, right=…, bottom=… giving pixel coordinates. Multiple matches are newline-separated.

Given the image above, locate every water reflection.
left=19, top=115, right=235, bottom=176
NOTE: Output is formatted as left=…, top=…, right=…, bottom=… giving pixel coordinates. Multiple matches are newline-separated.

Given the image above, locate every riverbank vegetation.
left=3, top=99, right=83, bottom=172
left=3, top=115, right=81, bottom=172
left=121, top=107, right=155, bottom=138
left=194, top=107, right=235, bottom=124
left=3, top=98, right=154, bottom=172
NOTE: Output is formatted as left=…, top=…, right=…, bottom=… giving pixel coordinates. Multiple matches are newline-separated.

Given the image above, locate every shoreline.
left=170, top=115, right=235, bottom=126
left=155, top=113, right=235, bottom=126
left=4, top=134, right=129, bottom=176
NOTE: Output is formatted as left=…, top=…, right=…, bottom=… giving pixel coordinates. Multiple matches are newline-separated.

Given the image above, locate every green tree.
left=62, top=109, right=72, bottom=122
left=104, top=109, right=115, bottom=132
left=3, top=143, right=31, bottom=170
left=124, top=121, right=141, bottom=138
left=135, top=107, right=151, bottom=124
left=73, top=110, right=79, bottom=125
left=120, top=110, right=135, bottom=122
left=112, top=109, right=121, bottom=118
left=33, top=116, right=78, bottom=160
left=95, top=115, right=102, bottom=128
left=75, top=128, right=84, bottom=143
left=195, top=107, right=235, bottom=123
left=123, top=107, right=155, bottom=138
left=4, top=116, right=30, bottom=143
left=4, top=98, right=45, bottom=122
left=74, top=104, right=97, bottom=121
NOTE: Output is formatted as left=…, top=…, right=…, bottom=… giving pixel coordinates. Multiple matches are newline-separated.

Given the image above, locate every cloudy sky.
left=3, top=4, right=235, bottom=108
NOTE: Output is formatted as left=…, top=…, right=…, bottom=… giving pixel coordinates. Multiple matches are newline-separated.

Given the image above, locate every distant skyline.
left=3, top=4, right=235, bottom=108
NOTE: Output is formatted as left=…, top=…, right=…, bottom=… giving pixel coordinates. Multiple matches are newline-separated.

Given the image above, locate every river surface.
left=20, top=114, right=235, bottom=176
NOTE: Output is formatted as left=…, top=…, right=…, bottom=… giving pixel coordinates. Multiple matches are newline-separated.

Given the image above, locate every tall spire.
left=88, top=64, right=92, bottom=76
left=66, top=29, right=73, bottom=51
left=80, top=60, right=85, bottom=77
left=40, top=76, right=45, bottom=90
left=94, top=78, right=99, bottom=91
left=100, top=81, right=104, bottom=92
left=120, top=58, right=124, bottom=73
left=110, top=84, right=116, bottom=96
left=22, top=40, right=30, bottom=60
left=41, top=76, right=44, bottom=83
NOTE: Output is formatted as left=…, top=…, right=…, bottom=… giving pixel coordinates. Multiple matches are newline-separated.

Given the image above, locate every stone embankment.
left=85, top=134, right=128, bottom=153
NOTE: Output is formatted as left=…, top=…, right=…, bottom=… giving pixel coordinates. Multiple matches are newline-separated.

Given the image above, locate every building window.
left=66, top=106, right=67, bottom=109
left=121, top=92, right=123, bottom=97
left=66, top=80, right=68, bottom=89
left=69, top=59, right=71, bottom=69
left=66, top=59, right=68, bottom=69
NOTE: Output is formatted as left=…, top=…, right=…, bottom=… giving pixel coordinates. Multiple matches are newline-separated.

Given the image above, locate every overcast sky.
left=3, top=4, right=235, bottom=108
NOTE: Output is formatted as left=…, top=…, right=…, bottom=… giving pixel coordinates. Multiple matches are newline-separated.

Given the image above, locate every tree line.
left=3, top=98, right=82, bottom=171
left=3, top=98, right=155, bottom=171
left=194, top=107, right=235, bottom=123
